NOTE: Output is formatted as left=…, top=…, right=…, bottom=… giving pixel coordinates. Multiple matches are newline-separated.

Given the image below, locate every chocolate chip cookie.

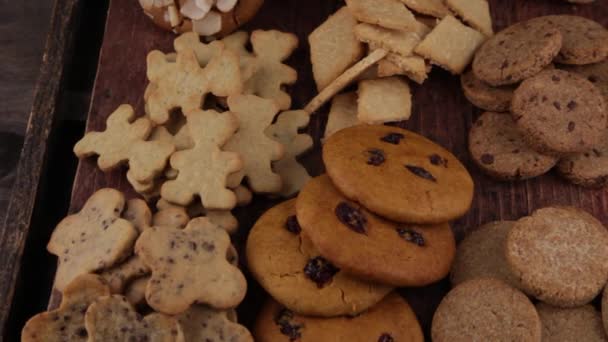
left=506, top=207, right=608, bottom=307
left=246, top=199, right=392, bottom=317
left=511, top=69, right=607, bottom=155
left=254, top=293, right=423, bottom=342
left=469, top=112, right=558, bottom=180
left=296, top=175, right=456, bottom=287
left=472, top=19, right=562, bottom=86
left=557, top=134, right=608, bottom=187
left=561, top=59, right=608, bottom=102
left=531, top=15, right=608, bottom=65
left=461, top=69, right=516, bottom=112
left=323, top=124, right=474, bottom=224
left=450, top=221, right=522, bottom=289
left=432, top=278, right=541, bottom=342
left=536, top=303, right=607, bottom=341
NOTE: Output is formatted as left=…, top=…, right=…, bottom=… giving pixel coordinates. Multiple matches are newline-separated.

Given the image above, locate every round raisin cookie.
left=296, top=175, right=456, bottom=287
left=472, top=19, right=562, bottom=86
left=536, top=303, right=607, bottom=341
left=432, top=278, right=541, bottom=342
left=323, top=125, right=474, bottom=224
left=254, top=293, right=423, bottom=342
left=561, top=59, right=608, bottom=102
left=512, top=69, right=607, bottom=155
left=506, top=207, right=608, bottom=307
left=468, top=112, right=558, bottom=180
left=530, top=15, right=608, bottom=65
left=450, top=221, right=522, bottom=289
left=246, top=199, right=392, bottom=317
left=557, top=134, right=608, bottom=187
left=461, top=69, right=516, bottom=112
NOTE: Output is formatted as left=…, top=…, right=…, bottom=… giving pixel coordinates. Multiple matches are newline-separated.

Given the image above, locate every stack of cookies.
left=434, top=206, right=608, bottom=341
left=22, top=188, right=254, bottom=341
left=464, top=15, right=608, bottom=186
left=247, top=124, right=475, bottom=341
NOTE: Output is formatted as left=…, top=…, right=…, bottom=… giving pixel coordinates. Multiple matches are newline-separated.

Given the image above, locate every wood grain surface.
left=64, top=0, right=608, bottom=335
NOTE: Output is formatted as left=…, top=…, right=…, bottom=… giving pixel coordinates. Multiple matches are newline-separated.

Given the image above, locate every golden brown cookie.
left=246, top=199, right=392, bottom=317
left=323, top=125, right=474, bottom=224
left=506, top=207, right=608, bottom=307
left=450, top=221, right=522, bottom=289
left=432, top=278, right=541, bottom=342
left=473, top=19, right=562, bottom=86
left=468, top=112, right=558, bottom=180
left=296, top=175, right=456, bottom=287
left=511, top=69, right=607, bottom=155
left=461, top=69, right=515, bottom=112
left=536, top=303, right=607, bottom=341
left=253, top=293, right=423, bottom=342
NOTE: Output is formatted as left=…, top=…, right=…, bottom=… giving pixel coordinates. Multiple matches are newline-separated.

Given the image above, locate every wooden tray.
left=3, top=0, right=608, bottom=338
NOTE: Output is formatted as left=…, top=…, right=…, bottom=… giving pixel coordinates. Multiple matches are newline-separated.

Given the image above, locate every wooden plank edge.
left=0, top=0, right=83, bottom=336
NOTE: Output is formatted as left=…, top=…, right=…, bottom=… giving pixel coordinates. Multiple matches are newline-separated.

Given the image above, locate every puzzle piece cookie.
left=99, top=255, right=151, bottom=294
left=225, top=95, right=285, bottom=194
left=21, top=274, right=110, bottom=342
left=146, top=47, right=242, bottom=124
left=123, top=198, right=152, bottom=233
left=265, top=110, right=313, bottom=197
left=176, top=306, right=253, bottom=342
left=47, top=189, right=138, bottom=291
left=161, top=109, right=242, bottom=210
left=135, top=217, right=247, bottom=314
left=73, top=105, right=174, bottom=184
left=224, top=30, right=298, bottom=110
left=85, top=295, right=184, bottom=341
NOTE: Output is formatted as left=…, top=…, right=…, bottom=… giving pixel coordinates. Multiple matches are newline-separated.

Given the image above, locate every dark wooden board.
left=64, top=0, right=608, bottom=336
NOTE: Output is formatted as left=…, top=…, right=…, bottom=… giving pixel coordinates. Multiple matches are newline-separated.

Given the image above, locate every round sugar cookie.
left=253, top=293, right=423, bottom=342
left=506, top=206, right=608, bottom=307
left=511, top=69, right=607, bottom=155
left=323, top=124, right=474, bottom=224
left=468, top=112, right=558, bottom=180
left=432, top=278, right=541, bottom=342
left=296, top=175, right=456, bottom=287
left=246, top=199, right=392, bottom=317
left=473, top=19, right=562, bottom=86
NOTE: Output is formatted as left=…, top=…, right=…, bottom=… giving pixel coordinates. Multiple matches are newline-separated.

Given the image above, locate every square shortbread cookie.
left=399, top=0, right=450, bottom=18
left=345, top=0, right=419, bottom=31
left=445, top=0, right=494, bottom=36
left=355, top=23, right=430, bottom=57
left=357, top=77, right=412, bottom=124
left=324, top=92, right=360, bottom=139
left=379, top=54, right=431, bottom=84
left=414, top=15, right=485, bottom=74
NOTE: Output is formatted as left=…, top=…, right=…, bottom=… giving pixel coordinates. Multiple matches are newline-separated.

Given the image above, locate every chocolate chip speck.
left=378, top=333, right=395, bottom=342
left=429, top=154, right=448, bottom=167
left=481, top=154, right=495, bottom=165
left=303, top=256, right=340, bottom=288
left=274, top=309, right=302, bottom=341
left=552, top=75, right=561, bottom=82
left=75, top=327, right=88, bottom=338
left=285, top=215, right=301, bottom=234
left=335, top=202, right=367, bottom=234
left=553, top=101, right=561, bottom=110
left=405, top=165, right=436, bottom=182
left=588, top=75, right=598, bottom=83
left=567, top=101, right=577, bottom=110
left=366, top=149, right=386, bottom=166
left=380, top=132, right=405, bottom=144
left=397, top=228, right=425, bottom=246
left=568, top=122, right=576, bottom=132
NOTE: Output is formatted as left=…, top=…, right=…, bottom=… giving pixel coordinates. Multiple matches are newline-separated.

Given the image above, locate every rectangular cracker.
left=399, top=0, right=451, bottom=18
left=355, top=23, right=429, bottom=57
left=445, top=0, right=494, bottom=36
left=324, top=92, right=360, bottom=139
left=305, top=49, right=388, bottom=114
left=345, top=0, right=419, bottom=31
left=309, top=7, right=364, bottom=91
left=378, top=54, right=431, bottom=84
left=357, top=76, right=412, bottom=124
left=414, top=15, right=486, bottom=75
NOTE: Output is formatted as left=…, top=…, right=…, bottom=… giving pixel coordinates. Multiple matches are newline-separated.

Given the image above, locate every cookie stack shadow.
left=463, top=15, right=608, bottom=186
left=246, top=124, right=475, bottom=341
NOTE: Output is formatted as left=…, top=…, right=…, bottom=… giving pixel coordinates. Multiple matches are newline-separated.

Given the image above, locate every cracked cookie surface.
left=246, top=199, right=392, bottom=317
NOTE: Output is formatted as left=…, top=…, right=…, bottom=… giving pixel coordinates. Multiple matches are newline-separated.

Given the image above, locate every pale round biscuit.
left=511, top=69, right=607, bottom=155
left=468, top=112, right=558, bottom=180
left=506, top=207, right=608, bottom=307
left=473, top=19, right=562, bottom=86
left=536, top=303, right=607, bottom=341
left=246, top=199, right=393, bottom=317
left=432, top=278, right=541, bottom=342
left=450, top=221, right=522, bottom=289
